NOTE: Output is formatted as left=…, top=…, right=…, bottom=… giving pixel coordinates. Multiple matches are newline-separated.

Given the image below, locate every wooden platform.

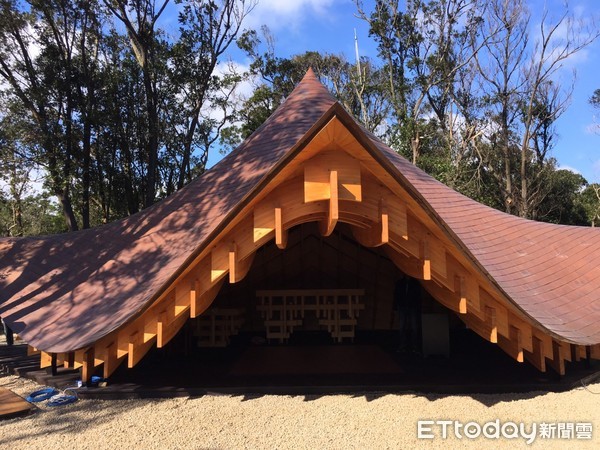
left=2, top=336, right=600, bottom=399
left=0, top=387, right=34, bottom=420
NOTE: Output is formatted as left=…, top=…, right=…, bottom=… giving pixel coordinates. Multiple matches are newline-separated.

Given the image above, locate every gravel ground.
left=1, top=374, right=599, bottom=450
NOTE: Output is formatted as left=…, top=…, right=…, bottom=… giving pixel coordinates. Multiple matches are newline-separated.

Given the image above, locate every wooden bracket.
left=128, top=331, right=155, bottom=368
left=40, top=351, right=53, bottom=369
left=484, top=306, right=498, bottom=343
left=81, top=347, right=95, bottom=382
left=524, top=336, right=546, bottom=372
left=275, top=207, right=288, bottom=249
left=455, top=276, right=467, bottom=314
left=548, top=340, right=566, bottom=376
left=157, top=308, right=189, bottom=348
left=378, top=199, right=389, bottom=245
left=229, top=242, right=255, bottom=283
left=350, top=199, right=390, bottom=248
left=64, top=352, right=75, bottom=369
left=320, top=170, right=338, bottom=237
left=102, top=341, right=124, bottom=379
left=497, top=336, right=524, bottom=363
left=420, top=239, right=431, bottom=281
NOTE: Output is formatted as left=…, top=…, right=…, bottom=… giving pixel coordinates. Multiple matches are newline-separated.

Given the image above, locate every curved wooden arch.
left=38, top=129, right=594, bottom=380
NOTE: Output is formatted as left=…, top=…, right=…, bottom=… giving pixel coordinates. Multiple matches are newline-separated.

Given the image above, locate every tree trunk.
left=143, top=67, right=158, bottom=208
left=57, top=189, right=79, bottom=232
left=82, top=118, right=91, bottom=229
left=177, top=105, right=201, bottom=189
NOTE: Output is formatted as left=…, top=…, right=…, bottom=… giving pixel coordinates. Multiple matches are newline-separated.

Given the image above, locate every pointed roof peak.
left=303, top=67, right=318, bottom=81
left=282, top=67, right=336, bottom=110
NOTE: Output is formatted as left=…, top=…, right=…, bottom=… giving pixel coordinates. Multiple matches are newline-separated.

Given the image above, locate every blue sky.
left=205, top=0, right=600, bottom=183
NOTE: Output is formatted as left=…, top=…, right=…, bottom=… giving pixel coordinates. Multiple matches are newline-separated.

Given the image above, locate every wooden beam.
left=102, top=341, right=124, bottom=379
left=497, top=326, right=524, bottom=363
left=385, top=193, right=408, bottom=240
left=379, top=199, right=389, bottom=245
left=480, top=291, right=509, bottom=338
left=561, top=341, right=572, bottom=362
left=275, top=207, right=288, bottom=249
left=420, top=274, right=463, bottom=314
left=144, top=314, right=159, bottom=344
left=570, top=344, right=580, bottom=362
left=484, top=306, right=498, bottom=343
left=591, top=344, right=600, bottom=360
left=462, top=314, right=497, bottom=344
left=27, top=346, right=40, bottom=356
left=175, top=284, right=192, bottom=317
left=253, top=202, right=274, bottom=244
left=350, top=199, right=389, bottom=247
left=64, top=352, right=75, bottom=369
left=548, top=340, right=566, bottom=376
left=304, top=150, right=361, bottom=202
left=384, top=246, right=424, bottom=281
left=128, top=331, right=156, bottom=368
left=320, top=170, right=339, bottom=237
left=532, top=329, right=554, bottom=360
left=420, top=239, right=431, bottom=281
left=524, top=336, right=546, bottom=372
left=40, top=351, right=53, bottom=369
left=191, top=279, right=223, bottom=318
left=455, top=276, right=467, bottom=314
left=228, top=243, right=238, bottom=283
left=229, top=243, right=255, bottom=283
left=211, top=243, right=228, bottom=283
left=81, top=348, right=95, bottom=383
left=463, top=274, right=482, bottom=319
left=429, top=235, right=447, bottom=280
left=507, top=313, right=533, bottom=353
left=73, top=349, right=85, bottom=369
left=157, top=308, right=190, bottom=348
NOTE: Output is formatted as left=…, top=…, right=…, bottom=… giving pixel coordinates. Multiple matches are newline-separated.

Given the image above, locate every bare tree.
left=355, top=0, right=490, bottom=164
left=516, top=5, right=600, bottom=218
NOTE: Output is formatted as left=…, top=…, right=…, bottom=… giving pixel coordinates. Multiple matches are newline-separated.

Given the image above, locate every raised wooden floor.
left=2, top=334, right=600, bottom=399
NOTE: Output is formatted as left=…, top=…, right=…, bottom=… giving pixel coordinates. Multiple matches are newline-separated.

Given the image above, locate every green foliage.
left=0, top=0, right=252, bottom=235
left=578, top=183, right=600, bottom=227
left=534, top=168, right=589, bottom=225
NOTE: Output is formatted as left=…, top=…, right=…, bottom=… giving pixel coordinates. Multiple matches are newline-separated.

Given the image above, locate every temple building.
left=1, top=69, right=599, bottom=382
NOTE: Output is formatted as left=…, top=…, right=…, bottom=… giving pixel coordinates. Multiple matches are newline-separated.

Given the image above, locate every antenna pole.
left=354, top=28, right=362, bottom=79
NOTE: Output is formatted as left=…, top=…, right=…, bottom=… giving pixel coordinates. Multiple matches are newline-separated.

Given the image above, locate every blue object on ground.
left=47, top=393, right=78, bottom=407
left=26, top=387, right=59, bottom=403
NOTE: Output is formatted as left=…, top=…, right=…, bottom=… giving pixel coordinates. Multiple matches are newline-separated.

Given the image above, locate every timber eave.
left=318, top=104, right=572, bottom=345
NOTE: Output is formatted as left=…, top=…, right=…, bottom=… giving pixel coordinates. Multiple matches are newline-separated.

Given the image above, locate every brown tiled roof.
left=1, top=69, right=599, bottom=352
left=377, top=144, right=600, bottom=344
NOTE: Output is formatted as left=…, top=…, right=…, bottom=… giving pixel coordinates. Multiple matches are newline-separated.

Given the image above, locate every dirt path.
left=1, top=375, right=599, bottom=449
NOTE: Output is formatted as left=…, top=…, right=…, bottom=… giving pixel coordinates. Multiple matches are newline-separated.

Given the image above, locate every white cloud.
left=529, top=2, right=599, bottom=72
left=557, top=164, right=581, bottom=174
left=244, top=0, right=342, bottom=33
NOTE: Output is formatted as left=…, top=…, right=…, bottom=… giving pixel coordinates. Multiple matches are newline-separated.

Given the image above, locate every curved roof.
left=1, top=69, right=600, bottom=353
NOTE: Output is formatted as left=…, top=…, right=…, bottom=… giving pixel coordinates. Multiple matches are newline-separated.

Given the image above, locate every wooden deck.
left=0, top=387, right=34, bottom=420
left=2, top=334, right=600, bottom=399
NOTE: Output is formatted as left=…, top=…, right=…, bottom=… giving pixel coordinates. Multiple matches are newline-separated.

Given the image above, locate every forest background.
left=1, top=0, right=600, bottom=237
